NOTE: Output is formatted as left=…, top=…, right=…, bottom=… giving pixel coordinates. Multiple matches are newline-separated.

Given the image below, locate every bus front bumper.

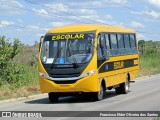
left=39, top=73, right=99, bottom=93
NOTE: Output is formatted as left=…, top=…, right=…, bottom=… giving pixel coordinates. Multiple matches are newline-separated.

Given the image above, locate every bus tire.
left=115, top=75, right=130, bottom=94
left=93, top=84, right=104, bottom=101
left=115, top=87, right=121, bottom=94
left=48, top=92, right=59, bottom=103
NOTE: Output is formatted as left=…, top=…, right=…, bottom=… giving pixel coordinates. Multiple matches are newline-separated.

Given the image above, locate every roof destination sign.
left=52, top=34, right=85, bottom=40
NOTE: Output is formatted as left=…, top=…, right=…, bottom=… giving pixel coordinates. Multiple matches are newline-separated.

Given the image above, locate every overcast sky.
left=0, top=0, right=160, bottom=45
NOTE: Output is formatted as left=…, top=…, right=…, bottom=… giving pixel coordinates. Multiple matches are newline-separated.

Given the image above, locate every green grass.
left=0, top=63, right=40, bottom=100
left=139, top=53, right=160, bottom=76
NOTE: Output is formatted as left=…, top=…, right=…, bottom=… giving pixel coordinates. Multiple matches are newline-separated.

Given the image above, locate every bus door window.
left=86, top=36, right=93, bottom=53
left=97, top=34, right=107, bottom=59
left=41, top=41, right=49, bottom=63
left=105, top=34, right=112, bottom=56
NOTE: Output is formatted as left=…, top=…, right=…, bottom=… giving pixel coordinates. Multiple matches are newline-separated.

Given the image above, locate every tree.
left=138, top=40, right=145, bottom=47
left=0, top=36, right=21, bottom=85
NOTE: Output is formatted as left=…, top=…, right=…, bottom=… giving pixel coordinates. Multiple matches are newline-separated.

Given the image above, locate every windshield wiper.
left=67, top=47, right=78, bottom=68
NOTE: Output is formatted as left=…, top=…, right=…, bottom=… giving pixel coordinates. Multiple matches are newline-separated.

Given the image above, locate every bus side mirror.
left=39, top=36, right=44, bottom=52
left=105, top=55, right=110, bottom=60
left=98, top=54, right=110, bottom=61
left=102, top=54, right=110, bottom=60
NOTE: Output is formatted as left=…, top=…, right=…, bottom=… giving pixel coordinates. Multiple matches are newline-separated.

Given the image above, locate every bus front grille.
left=49, top=73, right=80, bottom=78
left=53, top=80, right=78, bottom=84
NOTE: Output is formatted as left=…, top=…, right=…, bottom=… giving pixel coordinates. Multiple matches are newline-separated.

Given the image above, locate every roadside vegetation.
left=0, top=36, right=39, bottom=100
left=138, top=40, right=160, bottom=76
left=0, top=36, right=160, bottom=100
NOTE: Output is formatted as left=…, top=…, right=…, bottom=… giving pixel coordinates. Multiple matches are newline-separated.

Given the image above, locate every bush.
left=145, top=48, right=157, bottom=55
left=0, top=36, right=21, bottom=86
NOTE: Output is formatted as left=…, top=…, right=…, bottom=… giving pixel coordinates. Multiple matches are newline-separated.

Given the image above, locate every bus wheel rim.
left=98, top=85, right=103, bottom=99
left=126, top=80, right=129, bottom=91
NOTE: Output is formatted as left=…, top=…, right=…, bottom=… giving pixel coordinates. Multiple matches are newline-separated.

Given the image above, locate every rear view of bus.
left=38, top=24, right=139, bottom=102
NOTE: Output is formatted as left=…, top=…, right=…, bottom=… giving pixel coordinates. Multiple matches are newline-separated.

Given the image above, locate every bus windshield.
left=41, top=33, right=95, bottom=64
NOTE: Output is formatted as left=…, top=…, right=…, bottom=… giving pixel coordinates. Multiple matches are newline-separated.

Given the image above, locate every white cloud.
left=76, top=9, right=96, bottom=14
left=67, top=15, right=101, bottom=23
left=17, top=19, right=23, bottom=23
left=45, top=3, right=68, bottom=12
left=36, top=33, right=45, bottom=37
left=70, top=0, right=127, bottom=8
left=137, top=33, right=145, bottom=39
left=131, top=10, right=160, bottom=19
left=45, top=3, right=96, bottom=15
left=104, top=0, right=128, bottom=6
left=27, top=25, right=40, bottom=30
left=91, top=1, right=103, bottom=6
left=0, top=21, right=14, bottom=28
left=145, top=10, right=160, bottom=18
left=27, top=25, right=48, bottom=32
left=0, top=0, right=24, bottom=16
left=67, top=15, right=120, bottom=26
left=70, top=1, right=103, bottom=8
left=50, top=22, right=72, bottom=28
left=148, top=0, right=160, bottom=8
left=12, top=0, right=23, bottom=8
left=131, top=21, right=145, bottom=28
left=110, top=0, right=128, bottom=4
left=32, top=8, right=48, bottom=15
left=105, top=15, right=113, bottom=20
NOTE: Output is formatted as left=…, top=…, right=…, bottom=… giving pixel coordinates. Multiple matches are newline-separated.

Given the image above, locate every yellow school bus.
left=38, top=24, right=139, bottom=102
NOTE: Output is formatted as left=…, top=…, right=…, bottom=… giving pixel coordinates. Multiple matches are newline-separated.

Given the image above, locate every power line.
left=24, top=0, right=160, bottom=35
left=24, top=0, right=111, bottom=25
left=0, top=1, right=159, bottom=35
left=108, top=0, right=156, bottom=18
left=0, top=2, right=89, bottom=24
left=0, top=23, right=48, bottom=31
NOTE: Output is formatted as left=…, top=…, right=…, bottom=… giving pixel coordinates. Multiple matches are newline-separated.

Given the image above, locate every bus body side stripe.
left=98, top=58, right=138, bottom=73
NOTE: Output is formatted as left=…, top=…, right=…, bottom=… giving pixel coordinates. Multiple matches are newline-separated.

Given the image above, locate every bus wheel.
left=93, top=84, right=104, bottom=101
left=48, top=92, right=59, bottom=103
left=115, top=75, right=130, bottom=94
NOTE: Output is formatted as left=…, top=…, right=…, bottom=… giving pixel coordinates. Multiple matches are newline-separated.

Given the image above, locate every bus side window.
left=105, top=34, right=112, bottom=56
left=130, top=34, right=137, bottom=54
left=117, top=34, right=125, bottom=55
left=124, top=34, right=132, bottom=54
left=110, top=34, right=119, bottom=56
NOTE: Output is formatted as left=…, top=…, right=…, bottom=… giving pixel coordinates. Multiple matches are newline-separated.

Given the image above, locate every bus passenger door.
left=97, top=33, right=108, bottom=68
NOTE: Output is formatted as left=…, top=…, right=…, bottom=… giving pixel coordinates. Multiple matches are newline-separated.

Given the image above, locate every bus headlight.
left=85, top=69, right=96, bottom=76
left=39, top=72, right=44, bottom=76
